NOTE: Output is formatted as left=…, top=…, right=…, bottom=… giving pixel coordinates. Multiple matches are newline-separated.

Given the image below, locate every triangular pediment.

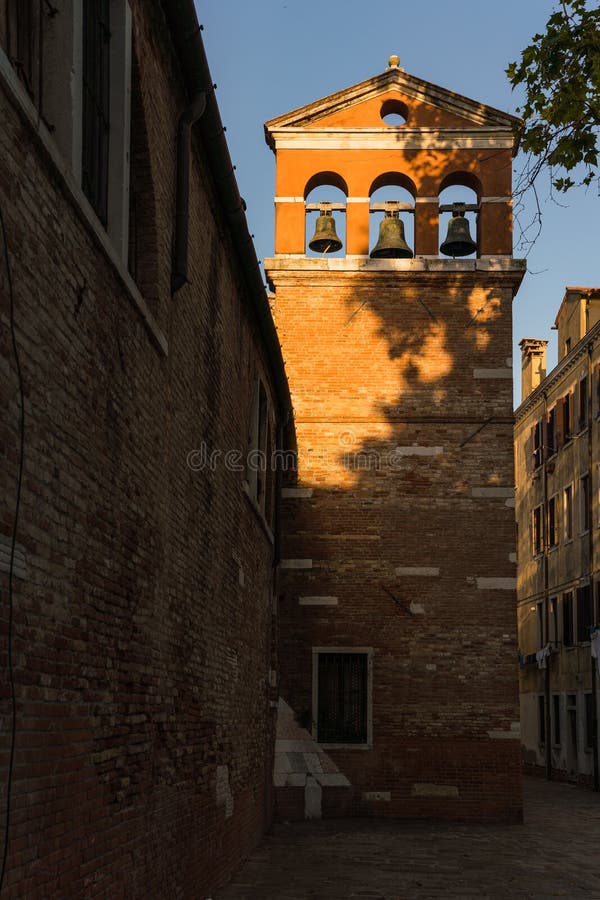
left=265, top=66, right=518, bottom=148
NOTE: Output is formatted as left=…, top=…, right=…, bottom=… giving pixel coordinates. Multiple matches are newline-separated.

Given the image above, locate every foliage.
left=507, top=0, right=600, bottom=194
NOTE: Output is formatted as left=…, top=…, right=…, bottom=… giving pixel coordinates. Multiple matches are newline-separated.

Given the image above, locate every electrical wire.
left=0, top=201, right=25, bottom=894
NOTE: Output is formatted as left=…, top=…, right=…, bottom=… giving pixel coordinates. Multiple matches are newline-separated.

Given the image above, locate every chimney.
left=520, top=338, right=548, bottom=402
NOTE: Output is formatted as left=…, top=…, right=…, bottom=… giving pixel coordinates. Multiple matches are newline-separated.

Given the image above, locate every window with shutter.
left=578, top=375, right=589, bottom=431
left=563, top=392, right=572, bottom=443
left=546, top=407, right=557, bottom=457
left=563, top=592, right=574, bottom=647
left=315, top=651, right=370, bottom=745
left=555, top=397, right=564, bottom=449
left=577, top=585, right=592, bottom=643
left=532, top=420, right=543, bottom=469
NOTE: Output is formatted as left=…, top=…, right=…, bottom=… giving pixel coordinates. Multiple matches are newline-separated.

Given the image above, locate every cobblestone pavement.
left=216, top=778, right=600, bottom=899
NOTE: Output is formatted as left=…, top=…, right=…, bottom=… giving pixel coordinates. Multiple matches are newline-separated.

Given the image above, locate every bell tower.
left=265, top=58, right=525, bottom=822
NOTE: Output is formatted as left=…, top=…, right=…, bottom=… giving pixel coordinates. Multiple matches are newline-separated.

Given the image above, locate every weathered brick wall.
left=0, top=2, right=280, bottom=896
left=269, top=264, right=524, bottom=822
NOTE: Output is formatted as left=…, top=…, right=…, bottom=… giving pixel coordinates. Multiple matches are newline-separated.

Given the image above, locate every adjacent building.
left=516, top=288, right=600, bottom=785
left=265, top=58, right=526, bottom=822
left=0, top=1, right=290, bottom=896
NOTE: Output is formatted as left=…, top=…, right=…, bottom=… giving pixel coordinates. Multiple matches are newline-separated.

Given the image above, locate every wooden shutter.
left=525, top=428, right=534, bottom=476
left=556, top=398, right=564, bottom=449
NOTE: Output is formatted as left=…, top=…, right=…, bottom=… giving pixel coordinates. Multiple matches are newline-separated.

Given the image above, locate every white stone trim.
left=471, top=487, right=514, bottom=498
left=411, top=783, right=459, bottom=798
left=282, top=487, right=314, bottom=498
left=299, top=596, right=338, bottom=606
left=473, top=368, right=513, bottom=379
left=274, top=196, right=306, bottom=203
left=475, top=577, right=517, bottom=590
left=265, top=255, right=525, bottom=275
left=394, top=446, right=444, bottom=457
left=363, top=791, right=391, bottom=801
left=269, top=127, right=514, bottom=151
left=281, top=559, right=313, bottom=569
left=395, top=566, right=440, bottom=576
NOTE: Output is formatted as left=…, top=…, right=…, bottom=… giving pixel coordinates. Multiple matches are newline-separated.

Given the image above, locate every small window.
left=577, top=584, right=593, bottom=643
left=548, top=495, right=559, bottom=548
left=82, top=0, right=111, bottom=225
left=564, top=484, right=573, bottom=540
left=579, top=375, right=589, bottom=431
left=538, top=695, right=546, bottom=745
left=580, top=473, right=591, bottom=533
left=563, top=393, right=572, bottom=443
left=563, top=592, right=574, bottom=647
left=552, top=694, right=561, bottom=746
left=584, top=693, right=594, bottom=750
left=314, top=650, right=370, bottom=745
left=532, top=505, right=543, bottom=556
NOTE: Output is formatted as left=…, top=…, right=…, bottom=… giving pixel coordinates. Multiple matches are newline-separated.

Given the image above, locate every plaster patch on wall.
left=509, top=552, right=517, bottom=563
left=216, top=765, right=234, bottom=818
left=282, top=488, right=313, bottom=499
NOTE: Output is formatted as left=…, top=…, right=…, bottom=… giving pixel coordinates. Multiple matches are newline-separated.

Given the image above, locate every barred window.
left=82, top=0, right=110, bottom=225
left=316, top=652, right=369, bottom=744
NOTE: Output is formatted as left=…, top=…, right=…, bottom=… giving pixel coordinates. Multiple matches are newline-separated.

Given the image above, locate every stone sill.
left=265, top=255, right=526, bottom=275
left=0, top=48, right=168, bottom=357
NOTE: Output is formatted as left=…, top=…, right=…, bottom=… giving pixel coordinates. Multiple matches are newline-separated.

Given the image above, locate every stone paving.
left=216, top=777, right=600, bottom=899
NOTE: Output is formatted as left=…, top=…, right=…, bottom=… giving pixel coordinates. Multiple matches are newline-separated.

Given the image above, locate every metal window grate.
left=318, top=653, right=367, bottom=744
left=82, top=0, right=110, bottom=225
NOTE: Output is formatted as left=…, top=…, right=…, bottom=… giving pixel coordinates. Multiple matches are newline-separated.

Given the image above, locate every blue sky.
left=198, top=1, right=598, bottom=405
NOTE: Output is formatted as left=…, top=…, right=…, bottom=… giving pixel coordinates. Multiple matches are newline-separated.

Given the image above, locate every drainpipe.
left=171, top=91, right=207, bottom=294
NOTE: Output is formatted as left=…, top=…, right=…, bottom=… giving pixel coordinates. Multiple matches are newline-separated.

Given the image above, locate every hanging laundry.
left=536, top=644, right=551, bottom=669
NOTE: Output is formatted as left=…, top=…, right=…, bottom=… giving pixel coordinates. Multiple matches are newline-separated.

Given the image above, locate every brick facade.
left=266, top=65, right=526, bottom=822
left=0, top=1, right=287, bottom=896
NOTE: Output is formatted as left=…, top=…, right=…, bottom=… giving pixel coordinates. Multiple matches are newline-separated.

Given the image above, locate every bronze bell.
left=370, top=212, right=413, bottom=259
left=439, top=212, right=477, bottom=257
left=308, top=210, right=342, bottom=253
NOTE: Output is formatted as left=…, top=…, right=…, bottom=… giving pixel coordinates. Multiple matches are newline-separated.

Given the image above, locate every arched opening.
left=305, top=172, right=347, bottom=258
left=438, top=173, right=481, bottom=259
left=368, top=173, right=415, bottom=258
left=380, top=99, right=408, bottom=127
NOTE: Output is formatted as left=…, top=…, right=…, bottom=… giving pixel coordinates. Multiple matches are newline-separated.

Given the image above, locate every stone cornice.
left=265, top=69, right=519, bottom=148
left=515, top=318, right=600, bottom=422
left=267, top=127, right=514, bottom=152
